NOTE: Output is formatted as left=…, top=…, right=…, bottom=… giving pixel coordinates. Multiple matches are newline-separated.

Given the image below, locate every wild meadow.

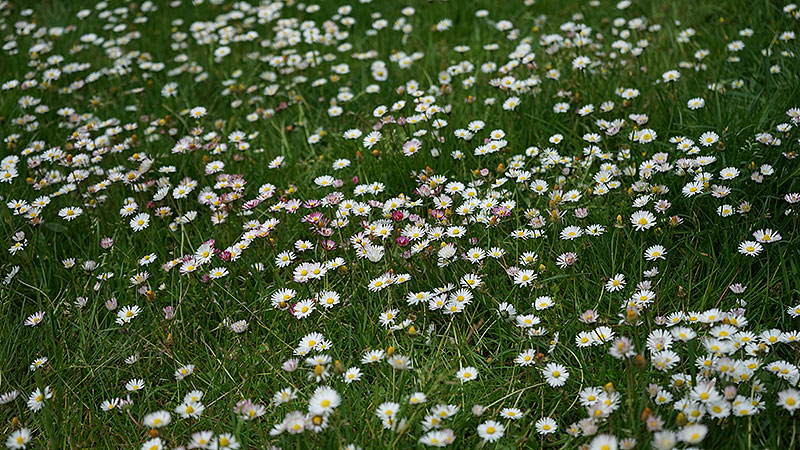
left=1, top=0, right=799, bottom=448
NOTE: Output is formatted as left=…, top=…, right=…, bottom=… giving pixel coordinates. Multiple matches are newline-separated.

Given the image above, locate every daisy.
left=687, top=97, right=705, bottom=110
left=500, top=407, right=523, bottom=420
left=143, top=410, right=171, bottom=428
left=238, top=400, right=266, bottom=421
left=27, top=386, right=52, bottom=412
left=101, top=398, right=121, bottom=412
left=589, top=434, right=618, bottom=450
left=129, top=213, right=150, bottom=231
left=343, top=367, right=362, bottom=383
left=367, top=275, right=390, bottom=292
left=644, top=245, right=667, bottom=260
left=318, top=291, right=340, bottom=309
left=293, top=299, right=315, bottom=319
left=139, top=254, right=157, bottom=266
left=458, top=274, right=482, bottom=291
left=753, top=228, right=781, bottom=243
left=419, top=430, right=453, bottom=447
left=58, top=206, right=83, bottom=221
left=699, top=131, right=719, bottom=146
left=271, top=289, right=296, bottom=309
left=738, top=241, right=763, bottom=257
left=29, top=356, right=47, bottom=371
left=189, top=432, right=213, bottom=448
left=542, top=363, right=569, bottom=387
left=652, top=430, right=678, bottom=449
left=188, top=106, right=207, bottom=118
left=678, top=424, right=708, bottom=444
left=402, top=139, right=422, bottom=156
left=778, top=388, right=800, bottom=414
left=605, top=274, right=626, bottom=292
left=718, top=204, right=735, bottom=217
left=534, top=296, right=554, bottom=310
left=343, top=129, right=363, bottom=140
left=177, top=393, right=200, bottom=409
left=125, top=378, right=145, bottom=392
left=332, top=158, right=351, bottom=170
left=141, top=437, right=163, bottom=450
left=387, top=355, right=413, bottom=370
left=466, top=247, right=486, bottom=263
left=560, top=225, right=583, bottom=240
left=535, top=417, right=558, bottom=435
left=213, top=433, right=240, bottom=449
left=117, top=305, right=142, bottom=324
left=635, top=128, right=657, bottom=143
left=24, top=311, right=44, bottom=327
left=477, top=420, right=504, bottom=442
left=409, top=392, right=427, bottom=404
left=175, top=364, right=195, bottom=380
left=6, top=428, right=31, bottom=449
left=515, top=349, right=537, bottom=366
left=682, top=181, right=704, bottom=197
left=175, top=401, right=205, bottom=419
left=456, top=366, right=478, bottom=383
left=630, top=210, right=657, bottom=231
left=513, top=269, right=536, bottom=286
left=267, top=156, right=285, bottom=169
left=502, top=96, right=520, bottom=111
left=572, top=55, right=591, bottom=70
left=272, top=387, right=298, bottom=405
left=361, top=349, right=385, bottom=364
left=516, top=314, right=540, bottom=328
left=309, top=386, right=341, bottom=415
left=208, top=267, right=229, bottom=279
left=662, top=69, right=680, bottom=82
left=375, top=402, right=400, bottom=422
left=363, top=131, right=381, bottom=149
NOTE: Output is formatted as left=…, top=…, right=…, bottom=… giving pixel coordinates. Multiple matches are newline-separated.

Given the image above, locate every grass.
left=0, top=0, right=799, bottom=448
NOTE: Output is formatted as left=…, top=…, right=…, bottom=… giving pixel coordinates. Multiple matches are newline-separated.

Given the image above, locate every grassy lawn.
left=0, top=0, right=799, bottom=448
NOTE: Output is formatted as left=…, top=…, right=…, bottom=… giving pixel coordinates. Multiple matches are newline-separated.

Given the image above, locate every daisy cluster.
left=0, top=0, right=798, bottom=449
